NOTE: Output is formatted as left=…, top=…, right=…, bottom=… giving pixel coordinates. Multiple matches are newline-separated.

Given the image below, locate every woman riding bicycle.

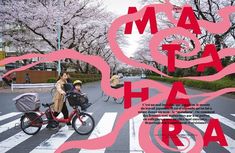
left=47, top=71, right=72, bottom=129
left=110, top=72, right=123, bottom=89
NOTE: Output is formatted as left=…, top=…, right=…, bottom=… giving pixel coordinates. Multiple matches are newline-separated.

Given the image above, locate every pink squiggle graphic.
left=107, top=2, right=235, bottom=153
left=178, top=87, right=235, bottom=99
left=198, top=6, right=235, bottom=34
left=1, top=2, right=234, bottom=153
left=2, top=48, right=233, bottom=99
left=150, top=27, right=201, bottom=58
left=165, top=3, right=235, bottom=34
left=172, top=39, right=190, bottom=51
left=0, top=50, right=172, bottom=97
left=55, top=87, right=234, bottom=153
left=149, top=27, right=235, bottom=81
left=185, top=63, right=235, bottom=81
left=1, top=27, right=233, bottom=153
left=2, top=61, right=43, bottom=78
left=0, top=53, right=44, bottom=66
left=2, top=48, right=234, bottom=99
left=153, top=124, right=204, bottom=153
left=108, top=2, right=235, bottom=81
left=108, top=3, right=178, bottom=78
left=158, top=2, right=235, bottom=34
left=0, top=50, right=121, bottom=98
left=139, top=118, right=192, bottom=152
left=138, top=88, right=235, bottom=153
left=56, top=2, right=235, bottom=152
left=4, top=50, right=235, bottom=99
left=55, top=94, right=167, bottom=152
left=2, top=50, right=234, bottom=152
left=139, top=121, right=163, bottom=153
left=149, top=27, right=235, bottom=68
left=1, top=48, right=235, bottom=152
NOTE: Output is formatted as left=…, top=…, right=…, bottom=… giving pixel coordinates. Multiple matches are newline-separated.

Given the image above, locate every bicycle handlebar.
left=42, top=102, right=54, bottom=108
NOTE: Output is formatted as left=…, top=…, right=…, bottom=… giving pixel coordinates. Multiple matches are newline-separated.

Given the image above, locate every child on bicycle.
left=73, top=80, right=92, bottom=111
left=73, top=80, right=82, bottom=93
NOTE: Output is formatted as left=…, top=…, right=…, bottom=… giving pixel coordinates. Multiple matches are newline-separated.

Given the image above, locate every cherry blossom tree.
left=135, top=0, right=235, bottom=76
left=0, top=0, right=127, bottom=72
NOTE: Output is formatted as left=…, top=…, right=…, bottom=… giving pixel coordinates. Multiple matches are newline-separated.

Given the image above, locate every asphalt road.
left=0, top=77, right=234, bottom=153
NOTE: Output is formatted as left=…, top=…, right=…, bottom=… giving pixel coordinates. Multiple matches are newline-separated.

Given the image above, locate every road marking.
left=0, top=125, right=46, bottom=153
left=208, top=114, right=235, bottom=130
left=30, top=113, right=92, bottom=153
left=79, top=112, right=117, bottom=153
left=0, top=118, right=20, bottom=134
left=0, top=114, right=63, bottom=153
left=0, top=112, right=21, bottom=122
left=159, top=115, right=206, bottom=153
left=1, top=112, right=234, bottom=152
left=182, top=113, right=235, bottom=153
left=130, top=114, right=144, bottom=153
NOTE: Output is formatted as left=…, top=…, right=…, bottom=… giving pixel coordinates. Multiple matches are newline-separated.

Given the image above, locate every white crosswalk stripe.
left=0, top=113, right=22, bottom=134
left=208, top=114, right=235, bottom=130
left=182, top=113, right=235, bottom=153
left=0, top=114, right=63, bottom=153
left=129, top=114, right=144, bottom=153
left=79, top=112, right=117, bottom=153
left=159, top=115, right=206, bottom=153
left=0, top=112, right=21, bottom=122
left=0, top=112, right=235, bottom=153
left=30, top=113, right=92, bottom=153
left=0, top=125, right=46, bottom=153
left=177, top=129, right=206, bottom=153
left=0, top=118, right=20, bottom=134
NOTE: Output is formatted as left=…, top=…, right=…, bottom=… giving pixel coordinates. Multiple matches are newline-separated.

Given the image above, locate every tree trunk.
left=76, top=61, right=84, bottom=73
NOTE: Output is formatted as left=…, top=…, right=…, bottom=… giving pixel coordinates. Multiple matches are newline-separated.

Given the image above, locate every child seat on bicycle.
left=65, top=80, right=92, bottom=111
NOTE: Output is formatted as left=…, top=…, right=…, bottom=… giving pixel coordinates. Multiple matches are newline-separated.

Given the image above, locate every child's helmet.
left=73, top=80, right=82, bottom=86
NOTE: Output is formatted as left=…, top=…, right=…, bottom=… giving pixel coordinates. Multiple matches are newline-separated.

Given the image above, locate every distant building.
left=0, top=23, right=56, bottom=71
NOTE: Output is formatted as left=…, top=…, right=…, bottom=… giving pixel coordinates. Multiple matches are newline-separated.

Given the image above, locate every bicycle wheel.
left=72, top=112, right=95, bottom=135
left=2, top=81, right=8, bottom=89
left=114, top=97, right=124, bottom=104
left=50, top=87, right=56, bottom=97
left=102, top=93, right=110, bottom=102
left=20, top=112, right=42, bottom=135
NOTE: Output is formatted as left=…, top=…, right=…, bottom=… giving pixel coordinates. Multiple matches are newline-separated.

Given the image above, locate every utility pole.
left=57, top=0, right=62, bottom=76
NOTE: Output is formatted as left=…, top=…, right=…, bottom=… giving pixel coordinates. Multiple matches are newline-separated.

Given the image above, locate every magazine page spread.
left=0, top=0, right=235, bottom=153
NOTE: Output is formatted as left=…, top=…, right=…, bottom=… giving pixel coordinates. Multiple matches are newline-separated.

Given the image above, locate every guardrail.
left=11, top=83, right=55, bottom=92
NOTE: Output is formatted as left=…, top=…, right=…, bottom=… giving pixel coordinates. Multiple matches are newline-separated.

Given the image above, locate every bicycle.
left=20, top=93, right=95, bottom=135
left=50, top=86, right=56, bottom=97
left=101, top=91, right=124, bottom=104
left=1, top=78, right=12, bottom=89
left=1, top=80, right=8, bottom=89
left=51, top=83, right=73, bottom=97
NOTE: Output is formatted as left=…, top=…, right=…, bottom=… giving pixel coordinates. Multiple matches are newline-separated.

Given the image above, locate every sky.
left=102, top=0, right=184, bottom=57
left=103, top=0, right=142, bottom=16
left=103, top=0, right=142, bottom=57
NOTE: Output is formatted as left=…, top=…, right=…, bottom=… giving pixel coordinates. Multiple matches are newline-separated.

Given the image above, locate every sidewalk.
left=0, top=87, right=52, bottom=93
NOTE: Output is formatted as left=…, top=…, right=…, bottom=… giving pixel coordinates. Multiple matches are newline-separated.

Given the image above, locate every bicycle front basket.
left=67, top=92, right=88, bottom=107
left=13, top=93, right=40, bottom=112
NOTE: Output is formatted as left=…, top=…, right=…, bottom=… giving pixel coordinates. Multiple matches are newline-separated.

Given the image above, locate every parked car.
left=141, top=74, right=147, bottom=79
left=118, top=73, right=124, bottom=79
